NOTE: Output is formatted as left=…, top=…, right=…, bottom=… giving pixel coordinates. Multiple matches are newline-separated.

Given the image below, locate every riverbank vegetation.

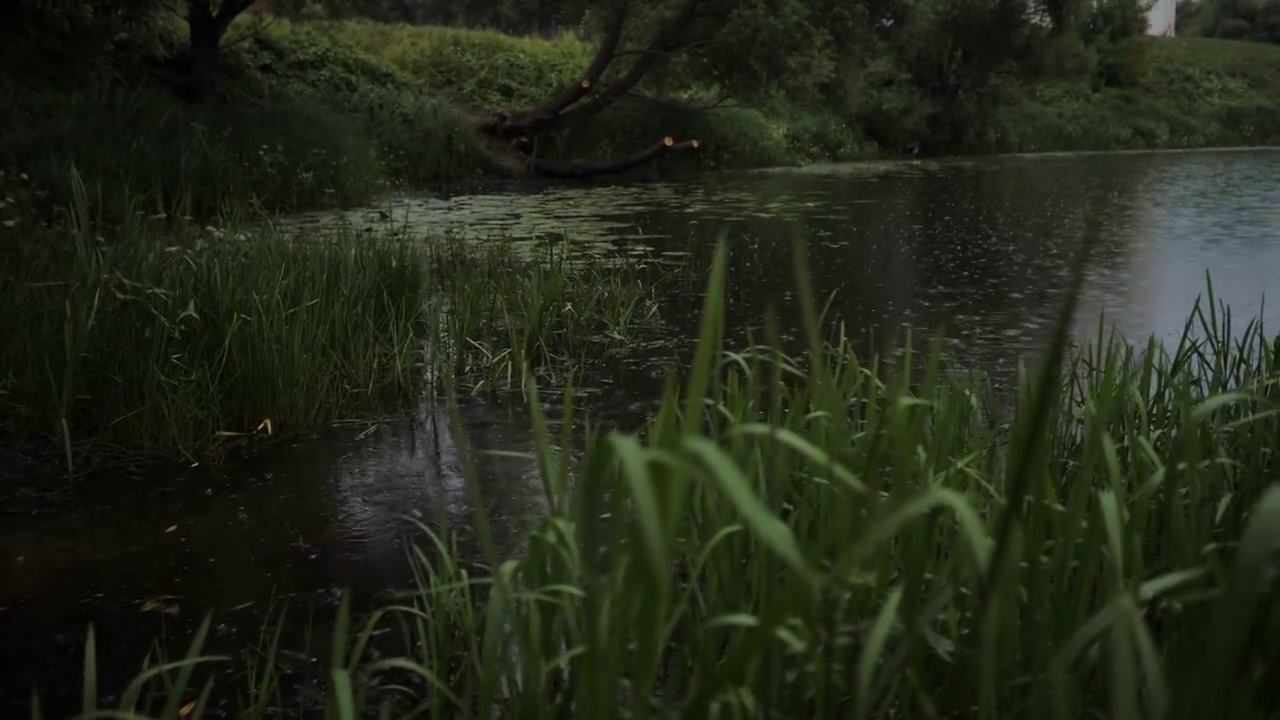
left=37, top=244, right=1280, bottom=719
left=0, top=175, right=673, bottom=470
left=5, top=0, right=1280, bottom=218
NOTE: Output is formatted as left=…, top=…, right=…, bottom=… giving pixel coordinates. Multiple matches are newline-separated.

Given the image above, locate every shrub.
left=0, top=81, right=385, bottom=218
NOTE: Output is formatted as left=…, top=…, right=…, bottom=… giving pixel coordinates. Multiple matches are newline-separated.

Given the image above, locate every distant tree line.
left=2, top=0, right=1159, bottom=166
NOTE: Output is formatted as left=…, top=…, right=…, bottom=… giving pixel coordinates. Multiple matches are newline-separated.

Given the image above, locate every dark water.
left=3, top=149, right=1278, bottom=715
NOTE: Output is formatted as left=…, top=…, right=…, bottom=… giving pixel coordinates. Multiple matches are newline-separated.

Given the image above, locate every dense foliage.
left=275, top=0, right=1163, bottom=153
left=1, top=0, right=1159, bottom=149
left=1179, top=0, right=1280, bottom=44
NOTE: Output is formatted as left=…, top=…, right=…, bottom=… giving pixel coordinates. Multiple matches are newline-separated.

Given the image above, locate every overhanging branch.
left=543, top=0, right=702, bottom=131
left=529, top=136, right=701, bottom=178
left=498, top=0, right=632, bottom=131
left=482, top=0, right=705, bottom=139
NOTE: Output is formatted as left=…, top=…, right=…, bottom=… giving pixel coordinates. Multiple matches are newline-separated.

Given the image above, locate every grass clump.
left=422, top=239, right=670, bottom=390
left=0, top=180, right=433, bottom=463
left=42, top=241, right=1280, bottom=719
left=0, top=180, right=672, bottom=467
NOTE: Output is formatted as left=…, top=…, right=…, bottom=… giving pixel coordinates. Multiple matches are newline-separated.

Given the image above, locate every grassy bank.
left=37, top=244, right=1280, bottom=719
left=991, top=38, right=1280, bottom=151
left=0, top=177, right=671, bottom=468
left=324, top=21, right=1280, bottom=157
left=5, top=16, right=1280, bottom=220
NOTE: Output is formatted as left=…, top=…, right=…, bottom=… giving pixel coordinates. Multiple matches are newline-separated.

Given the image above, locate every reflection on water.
left=4, top=149, right=1279, bottom=715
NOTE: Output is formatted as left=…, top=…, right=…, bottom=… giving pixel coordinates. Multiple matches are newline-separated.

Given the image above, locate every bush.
left=842, top=55, right=934, bottom=153
left=1036, top=32, right=1101, bottom=79
left=1094, top=36, right=1154, bottom=89
left=779, top=109, right=880, bottom=162
left=300, top=18, right=590, bottom=110
left=334, top=86, right=498, bottom=185
left=0, top=81, right=386, bottom=218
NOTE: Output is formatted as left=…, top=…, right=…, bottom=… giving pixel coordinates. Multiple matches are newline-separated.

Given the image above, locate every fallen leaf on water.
left=179, top=700, right=196, bottom=717
left=140, top=598, right=181, bottom=616
left=165, top=524, right=178, bottom=534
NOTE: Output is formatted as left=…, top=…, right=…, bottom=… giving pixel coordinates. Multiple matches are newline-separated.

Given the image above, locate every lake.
left=2, top=148, right=1278, bottom=715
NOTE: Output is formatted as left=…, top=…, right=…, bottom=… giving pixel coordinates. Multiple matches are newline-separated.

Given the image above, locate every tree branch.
left=213, top=0, right=255, bottom=34
left=542, top=0, right=703, bottom=131
left=498, top=0, right=631, bottom=131
left=529, top=136, right=700, bottom=179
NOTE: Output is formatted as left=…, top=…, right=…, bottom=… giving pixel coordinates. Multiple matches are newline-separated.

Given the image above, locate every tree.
left=469, top=0, right=849, bottom=176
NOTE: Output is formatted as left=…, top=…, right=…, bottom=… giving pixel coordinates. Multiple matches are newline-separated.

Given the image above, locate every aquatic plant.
left=0, top=180, right=671, bottom=468
left=38, top=239, right=1279, bottom=719
left=424, top=239, right=670, bottom=392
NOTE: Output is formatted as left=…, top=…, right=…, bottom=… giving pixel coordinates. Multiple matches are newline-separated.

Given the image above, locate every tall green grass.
left=425, top=239, right=669, bottom=392
left=0, top=180, right=433, bottom=464
left=40, top=240, right=1279, bottom=718
left=0, top=185, right=670, bottom=467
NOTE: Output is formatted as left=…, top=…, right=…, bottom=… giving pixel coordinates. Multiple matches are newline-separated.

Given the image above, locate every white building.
left=1145, top=0, right=1177, bottom=36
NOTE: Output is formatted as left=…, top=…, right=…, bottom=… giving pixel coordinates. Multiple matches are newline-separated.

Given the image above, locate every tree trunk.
left=185, top=0, right=255, bottom=103
left=187, top=8, right=222, bottom=102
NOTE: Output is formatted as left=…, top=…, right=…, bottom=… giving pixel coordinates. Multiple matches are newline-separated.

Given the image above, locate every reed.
left=0, top=183, right=670, bottom=468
